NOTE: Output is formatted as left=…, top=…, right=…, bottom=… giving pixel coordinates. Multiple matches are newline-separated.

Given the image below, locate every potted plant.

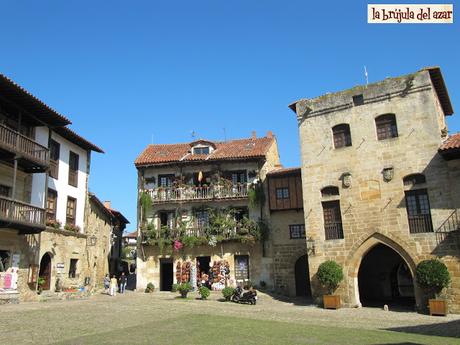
left=222, top=287, right=234, bottom=301
left=177, top=282, right=192, bottom=298
left=416, top=259, right=451, bottom=316
left=37, top=277, right=46, bottom=294
left=198, top=286, right=210, bottom=300
left=171, top=283, right=179, bottom=293
left=317, top=260, right=344, bottom=309
left=145, top=282, right=155, bottom=293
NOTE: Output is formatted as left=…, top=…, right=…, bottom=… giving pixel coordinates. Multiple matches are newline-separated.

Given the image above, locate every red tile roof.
left=123, top=231, right=137, bottom=238
left=267, top=167, right=301, bottom=176
left=135, top=136, right=275, bottom=167
left=439, top=132, right=460, bottom=151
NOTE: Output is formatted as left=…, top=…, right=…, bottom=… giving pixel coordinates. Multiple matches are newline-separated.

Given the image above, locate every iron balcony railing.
left=435, top=209, right=459, bottom=243
left=0, top=196, right=46, bottom=229
left=324, top=222, right=344, bottom=240
left=143, top=183, right=249, bottom=204
left=408, top=214, right=433, bottom=234
left=0, top=123, right=49, bottom=168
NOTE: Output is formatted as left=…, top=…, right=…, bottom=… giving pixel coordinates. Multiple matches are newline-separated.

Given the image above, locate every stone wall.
left=295, top=69, right=460, bottom=312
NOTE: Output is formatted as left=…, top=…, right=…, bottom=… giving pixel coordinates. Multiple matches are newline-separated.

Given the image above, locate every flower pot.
left=429, top=299, right=447, bottom=316
left=180, top=291, right=188, bottom=298
left=323, top=295, right=341, bottom=309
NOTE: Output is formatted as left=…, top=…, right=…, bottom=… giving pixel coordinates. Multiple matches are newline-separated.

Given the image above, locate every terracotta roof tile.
left=267, top=167, right=301, bottom=176
left=135, top=136, right=275, bottom=166
left=439, top=132, right=460, bottom=151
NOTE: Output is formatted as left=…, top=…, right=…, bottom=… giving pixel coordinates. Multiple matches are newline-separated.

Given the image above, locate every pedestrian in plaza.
left=103, top=274, right=110, bottom=294
left=109, top=275, right=118, bottom=296
left=119, top=272, right=127, bottom=294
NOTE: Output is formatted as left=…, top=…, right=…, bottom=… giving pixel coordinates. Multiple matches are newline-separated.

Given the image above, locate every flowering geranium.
left=173, top=240, right=183, bottom=251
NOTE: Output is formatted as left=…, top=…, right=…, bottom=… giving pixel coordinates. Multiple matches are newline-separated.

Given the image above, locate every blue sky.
left=0, top=1, right=458, bottom=229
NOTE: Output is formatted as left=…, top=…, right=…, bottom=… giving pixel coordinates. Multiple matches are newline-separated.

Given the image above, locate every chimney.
left=266, top=130, right=273, bottom=138
left=251, top=131, right=257, bottom=140
left=104, top=201, right=111, bottom=209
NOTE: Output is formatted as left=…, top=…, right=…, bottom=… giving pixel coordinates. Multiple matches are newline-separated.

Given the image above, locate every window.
left=234, top=208, right=249, bottom=222
left=322, top=200, right=344, bottom=240
left=352, top=94, right=364, bottom=106
left=66, top=197, right=77, bottom=226
left=68, top=151, right=79, bottom=187
left=231, top=171, right=247, bottom=184
left=276, top=187, right=289, bottom=199
left=0, top=184, right=11, bottom=198
left=159, top=211, right=174, bottom=229
left=158, top=174, right=174, bottom=188
left=193, top=146, right=210, bottom=155
left=234, top=255, right=249, bottom=281
left=321, top=186, right=339, bottom=198
left=289, top=224, right=306, bottom=239
left=69, top=259, right=78, bottom=278
left=332, top=124, right=352, bottom=148
left=46, top=189, right=57, bottom=221
left=376, top=114, right=398, bottom=140
left=49, top=140, right=60, bottom=179
left=195, top=210, right=209, bottom=228
left=0, top=250, right=10, bottom=272
left=405, top=189, right=433, bottom=233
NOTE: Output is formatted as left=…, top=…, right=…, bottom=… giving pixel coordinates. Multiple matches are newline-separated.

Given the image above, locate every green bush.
left=317, top=260, right=344, bottom=294
left=416, top=259, right=451, bottom=297
left=177, top=282, right=192, bottom=298
left=198, top=286, right=211, bottom=300
left=222, top=287, right=235, bottom=301
left=145, top=282, right=155, bottom=293
left=171, top=283, right=179, bottom=292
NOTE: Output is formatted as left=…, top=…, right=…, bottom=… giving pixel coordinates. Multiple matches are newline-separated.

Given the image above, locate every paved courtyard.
left=1, top=291, right=459, bottom=345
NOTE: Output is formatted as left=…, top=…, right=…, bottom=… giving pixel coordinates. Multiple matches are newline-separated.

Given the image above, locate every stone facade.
left=291, top=67, right=460, bottom=312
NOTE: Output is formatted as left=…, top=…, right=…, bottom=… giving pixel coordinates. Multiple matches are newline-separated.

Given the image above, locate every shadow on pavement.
left=385, top=319, right=460, bottom=338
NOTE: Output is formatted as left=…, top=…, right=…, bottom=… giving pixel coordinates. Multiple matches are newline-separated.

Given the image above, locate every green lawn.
left=54, top=314, right=459, bottom=345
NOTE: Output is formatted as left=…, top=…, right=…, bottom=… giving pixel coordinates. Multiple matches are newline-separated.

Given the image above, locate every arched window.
left=321, top=186, right=340, bottom=197
left=332, top=124, right=352, bottom=149
left=376, top=114, right=398, bottom=140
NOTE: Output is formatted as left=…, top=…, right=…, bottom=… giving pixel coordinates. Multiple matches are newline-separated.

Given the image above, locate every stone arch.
left=345, top=232, right=419, bottom=307
left=39, top=252, right=53, bottom=291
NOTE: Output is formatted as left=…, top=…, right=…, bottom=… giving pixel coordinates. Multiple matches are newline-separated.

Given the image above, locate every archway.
left=38, top=253, right=52, bottom=291
left=294, top=255, right=311, bottom=297
left=358, top=243, right=415, bottom=308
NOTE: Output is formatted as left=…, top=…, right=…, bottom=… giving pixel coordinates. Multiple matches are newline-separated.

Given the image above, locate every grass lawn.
left=53, top=314, right=459, bottom=345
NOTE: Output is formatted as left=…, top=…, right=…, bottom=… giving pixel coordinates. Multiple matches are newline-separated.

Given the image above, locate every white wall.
left=32, top=126, right=89, bottom=232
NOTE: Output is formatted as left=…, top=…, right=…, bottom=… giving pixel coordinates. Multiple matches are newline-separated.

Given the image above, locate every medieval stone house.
left=289, top=66, right=460, bottom=312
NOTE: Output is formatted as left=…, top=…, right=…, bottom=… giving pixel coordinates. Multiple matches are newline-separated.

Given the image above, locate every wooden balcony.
left=0, top=123, right=49, bottom=172
left=143, top=184, right=249, bottom=204
left=0, top=196, right=46, bottom=233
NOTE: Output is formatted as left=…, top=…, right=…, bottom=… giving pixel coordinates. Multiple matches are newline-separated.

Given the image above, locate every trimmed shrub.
left=222, top=287, right=234, bottom=301
left=177, top=282, right=192, bottom=298
left=416, top=259, right=451, bottom=297
left=317, top=260, right=344, bottom=294
left=145, top=282, right=155, bottom=293
left=198, top=286, right=211, bottom=300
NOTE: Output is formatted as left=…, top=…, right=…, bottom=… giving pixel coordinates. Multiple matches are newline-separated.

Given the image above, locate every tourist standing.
left=109, top=275, right=117, bottom=296
left=119, top=272, right=127, bottom=294
left=103, top=274, right=110, bottom=294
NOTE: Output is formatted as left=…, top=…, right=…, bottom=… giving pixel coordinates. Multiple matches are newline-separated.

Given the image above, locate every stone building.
left=0, top=73, right=128, bottom=302
left=266, top=167, right=308, bottom=297
left=289, top=66, right=460, bottom=312
left=134, top=133, right=280, bottom=291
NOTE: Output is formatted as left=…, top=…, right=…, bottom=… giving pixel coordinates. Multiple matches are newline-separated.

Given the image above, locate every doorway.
left=39, top=253, right=52, bottom=291
left=196, top=256, right=211, bottom=277
left=160, top=258, right=173, bottom=291
left=358, top=244, right=415, bottom=308
left=295, top=255, right=311, bottom=297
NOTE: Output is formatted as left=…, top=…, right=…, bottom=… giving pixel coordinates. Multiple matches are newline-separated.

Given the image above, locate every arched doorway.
left=39, top=253, right=52, bottom=291
left=295, top=255, right=311, bottom=297
left=358, top=244, right=414, bottom=308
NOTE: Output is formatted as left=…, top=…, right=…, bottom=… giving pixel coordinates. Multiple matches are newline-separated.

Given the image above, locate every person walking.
left=119, top=272, right=127, bottom=294
left=109, top=275, right=118, bottom=296
left=103, top=274, right=110, bottom=294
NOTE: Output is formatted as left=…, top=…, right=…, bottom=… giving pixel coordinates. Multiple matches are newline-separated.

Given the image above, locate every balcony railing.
left=435, top=209, right=459, bottom=244
left=144, top=225, right=242, bottom=241
left=0, top=123, right=49, bottom=168
left=324, top=222, right=344, bottom=240
left=143, top=183, right=249, bottom=203
left=408, top=214, right=433, bottom=234
left=0, top=196, right=46, bottom=231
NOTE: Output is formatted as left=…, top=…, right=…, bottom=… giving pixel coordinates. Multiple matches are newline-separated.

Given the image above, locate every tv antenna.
left=191, top=130, right=196, bottom=139
left=364, top=66, right=369, bottom=86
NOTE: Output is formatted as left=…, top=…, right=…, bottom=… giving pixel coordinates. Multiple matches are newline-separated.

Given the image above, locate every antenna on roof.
left=191, top=130, right=196, bottom=139
left=364, top=66, right=369, bottom=86
left=223, top=128, right=227, bottom=142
